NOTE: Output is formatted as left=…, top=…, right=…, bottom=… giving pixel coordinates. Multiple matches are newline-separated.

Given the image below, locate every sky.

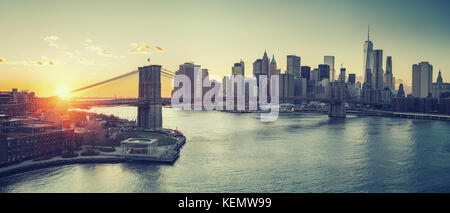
left=0, top=0, right=449, bottom=97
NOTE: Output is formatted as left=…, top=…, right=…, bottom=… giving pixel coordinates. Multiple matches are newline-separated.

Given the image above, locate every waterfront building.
left=392, top=97, right=437, bottom=113
left=294, top=77, right=307, bottom=97
left=432, top=70, right=450, bottom=102
left=232, top=60, right=245, bottom=76
left=0, top=121, right=74, bottom=166
left=279, top=73, right=295, bottom=103
left=0, top=89, right=37, bottom=116
left=287, top=55, right=301, bottom=77
left=412, top=61, right=433, bottom=98
left=324, top=56, right=335, bottom=82
left=439, top=93, right=450, bottom=114
left=301, top=66, right=311, bottom=80
left=121, top=138, right=164, bottom=158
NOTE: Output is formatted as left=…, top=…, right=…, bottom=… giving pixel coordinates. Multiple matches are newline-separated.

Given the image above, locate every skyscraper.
left=348, top=74, right=356, bottom=85
left=287, top=55, right=301, bottom=77
left=262, top=51, right=269, bottom=75
left=371, top=49, right=384, bottom=90
left=253, top=59, right=262, bottom=76
left=397, top=83, right=405, bottom=98
left=339, top=67, right=346, bottom=82
left=324, top=56, right=335, bottom=82
left=232, top=60, right=245, bottom=76
left=301, top=66, right=311, bottom=80
left=412, top=61, right=433, bottom=98
left=318, top=64, right=330, bottom=81
left=270, top=55, right=280, bottom=75
left=363, top=26, right=374, bottom=89
left=311, top=68, right=319, bottom=84
left=174, top=62, right=209, bottom=104
left=384, top=56, right=394, bottom=90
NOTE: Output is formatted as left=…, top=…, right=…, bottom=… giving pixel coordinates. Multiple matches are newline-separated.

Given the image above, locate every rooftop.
left=121, top=138, right=158, bottom=145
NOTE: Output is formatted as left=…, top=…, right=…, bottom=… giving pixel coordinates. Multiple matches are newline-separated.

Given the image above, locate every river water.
left=1, top=106, right=450, bottom=192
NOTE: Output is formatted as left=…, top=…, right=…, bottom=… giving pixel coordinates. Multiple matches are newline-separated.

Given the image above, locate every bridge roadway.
left=69, top=96, right=381, bottom=107
left=68, top=97, right=450, bottom=121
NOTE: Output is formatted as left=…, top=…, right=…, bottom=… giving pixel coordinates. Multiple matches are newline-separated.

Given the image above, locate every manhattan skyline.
left=0, top=0, right=449, bottom=97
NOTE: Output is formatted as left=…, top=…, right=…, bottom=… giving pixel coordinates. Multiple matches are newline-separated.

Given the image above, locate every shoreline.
left=0, top=136, right=186, bottom=178
left=223, top=108, right=450, bottom=121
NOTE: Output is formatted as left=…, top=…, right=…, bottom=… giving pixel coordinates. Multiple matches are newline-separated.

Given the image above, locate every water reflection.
left=1, top=107, right=449, bottom=192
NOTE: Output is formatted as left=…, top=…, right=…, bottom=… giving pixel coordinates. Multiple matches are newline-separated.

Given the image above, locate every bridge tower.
left=137, top=65, right=162, bottom=130
left=328, top=82, right=346, bottom=118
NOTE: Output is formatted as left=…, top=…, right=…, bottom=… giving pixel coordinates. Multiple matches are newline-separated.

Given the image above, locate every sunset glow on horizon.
left=1, top=0, right=449, bottom=97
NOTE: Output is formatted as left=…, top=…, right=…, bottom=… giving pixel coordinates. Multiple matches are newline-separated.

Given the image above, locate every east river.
left=1, top=106, right=450, bottom=192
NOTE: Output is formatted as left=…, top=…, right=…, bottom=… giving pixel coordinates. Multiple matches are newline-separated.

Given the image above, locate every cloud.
left=129, top=43, right=164, bottom=55
left=3, top=56, right=59, bottom=66
left=65, top=50, right=103, bottom=65
left=43, top=35, right=60, bottom=49
left=154, top=46, right=164, bottom=52
left=85, top=39, right=121, bottom=58
left=0, top=58, right=9, bottom=63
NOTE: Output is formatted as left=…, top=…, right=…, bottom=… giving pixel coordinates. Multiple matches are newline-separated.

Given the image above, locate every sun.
left=54, top=85, right=71, bottom=100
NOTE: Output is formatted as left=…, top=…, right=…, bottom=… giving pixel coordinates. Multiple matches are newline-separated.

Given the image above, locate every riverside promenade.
left=0, top=136, right=186, bottom=178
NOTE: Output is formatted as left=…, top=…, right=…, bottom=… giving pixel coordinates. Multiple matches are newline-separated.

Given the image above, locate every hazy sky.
left=0, top=0, right=449, bottom=97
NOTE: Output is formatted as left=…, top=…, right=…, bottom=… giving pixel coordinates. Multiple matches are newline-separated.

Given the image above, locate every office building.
left=363, top=26, right=374, bottom=89
left=318, top=64, right=330, bottom=82
left=0, top=121, right=74, bottom=166
left=412, top=61, right=433, bottom=98
left=232, top=60, right=245, bottom=76
left=372, top=49, right=384, bottom=90
left=301, top=66, right=311, bottom=80
left=348, top=73, right=356, bottom=85
left=432, top=70, right=450, bottom=102
left=279, top=73, right=294, bottom=102
left=270, top=55, right=280, bottom=75
left=324, top=56, right=335, bottom=82
left=287, top=55, right=301, bottom=77
left=339, top=67, right=346, bottom=82
left=385, top=56, right=394, bottom=90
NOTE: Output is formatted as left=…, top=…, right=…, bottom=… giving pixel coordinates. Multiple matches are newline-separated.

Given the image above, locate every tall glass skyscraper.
left=384, top=56, right=394, bottom=90
left=324, top=56, right=335, bottom=82
left=372, top=49, right=384, bottom=90
left=363, top=27, right=374, bottom=89
left=287, top=55, right=301, bottom=77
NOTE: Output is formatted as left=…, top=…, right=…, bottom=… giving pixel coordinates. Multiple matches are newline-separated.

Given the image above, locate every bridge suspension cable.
left=70, top=67, right=176, bottom=94
left=162, top=67, right=176, bottom=75
left=70, top=70, right=139, bottom=94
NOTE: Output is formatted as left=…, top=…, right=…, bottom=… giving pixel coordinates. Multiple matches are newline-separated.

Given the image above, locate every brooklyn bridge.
left=66, top=64, right=353, bottom=120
